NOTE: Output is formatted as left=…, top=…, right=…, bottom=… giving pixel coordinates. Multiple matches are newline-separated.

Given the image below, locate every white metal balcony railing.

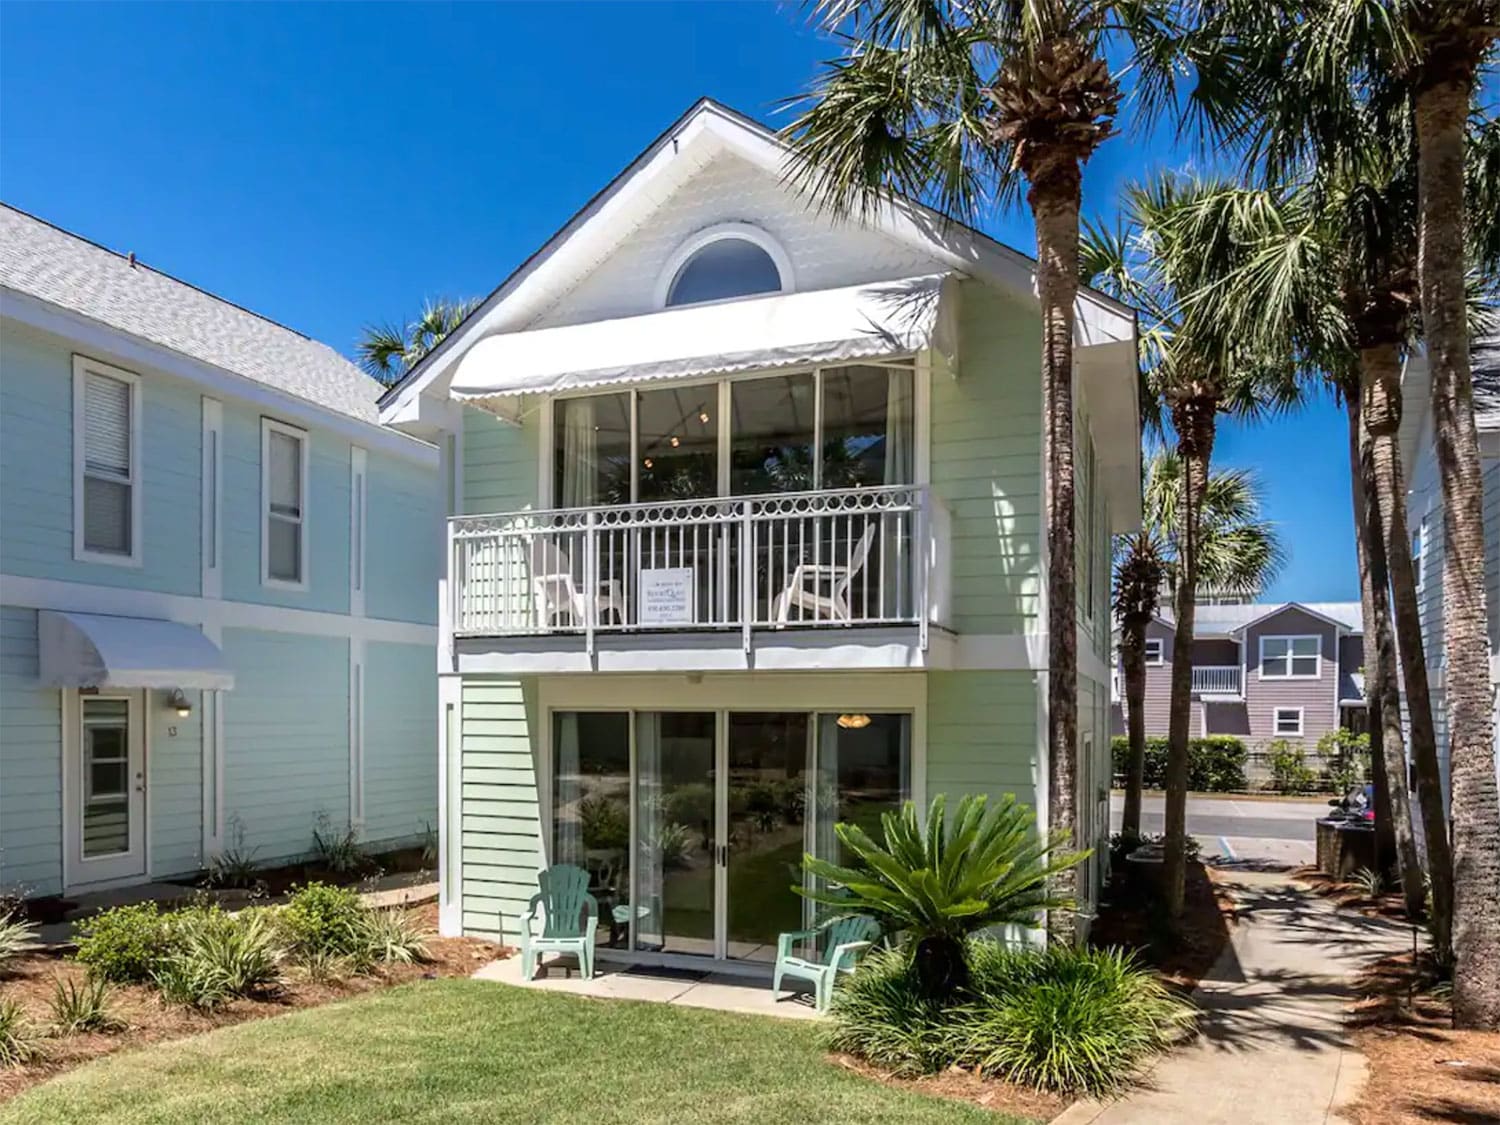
left=1192, top=665, right=1243, bottom=696
left=450, top=485, right=937, bottom=650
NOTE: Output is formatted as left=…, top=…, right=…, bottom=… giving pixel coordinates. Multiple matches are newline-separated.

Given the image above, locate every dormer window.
left=658, top=224, right=791, bottom=308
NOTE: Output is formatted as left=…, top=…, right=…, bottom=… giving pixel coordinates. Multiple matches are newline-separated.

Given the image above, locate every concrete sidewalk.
left=1057, top=867, right=1410, bottom=1125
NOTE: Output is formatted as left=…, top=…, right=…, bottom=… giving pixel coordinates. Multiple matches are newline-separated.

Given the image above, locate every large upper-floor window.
left=73, top=356, right=141, bottom=566
left=262, top=419, right=309, bottom=588
left=658, top=225, right=790, bottom=309
left=551, top=363, right=914, bottom=507
left=1260, top=635, right=1320, bottom=679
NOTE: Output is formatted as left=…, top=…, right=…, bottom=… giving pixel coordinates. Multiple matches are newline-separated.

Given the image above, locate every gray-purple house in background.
left=1110, top=601, right=1368, bottom=748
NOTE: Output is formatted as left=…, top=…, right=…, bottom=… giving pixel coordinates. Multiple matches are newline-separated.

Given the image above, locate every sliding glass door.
left=549, top=709, right=910, bottom=965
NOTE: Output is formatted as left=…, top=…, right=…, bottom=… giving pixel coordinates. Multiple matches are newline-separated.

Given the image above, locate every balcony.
left=449, top=485, right=948, bottom=666
left=1191, top=665, right=1243, bottom=698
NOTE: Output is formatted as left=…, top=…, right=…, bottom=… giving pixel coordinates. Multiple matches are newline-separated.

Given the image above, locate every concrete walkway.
left=1058, top=867, right=1411, bottom=1125
left=473, top=954, right=819, bottom=1021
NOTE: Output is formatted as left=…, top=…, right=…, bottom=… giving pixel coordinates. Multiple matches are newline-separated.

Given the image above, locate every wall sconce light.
left=836, top=713, right=871, bottom=730
left=168, top=689, right=192, bottom=718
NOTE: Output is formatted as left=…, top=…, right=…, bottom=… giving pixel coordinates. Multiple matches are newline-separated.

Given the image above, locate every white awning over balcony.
left=450, top=273, right=958, bottom=419
left=38, top=612, right=235, bottom=690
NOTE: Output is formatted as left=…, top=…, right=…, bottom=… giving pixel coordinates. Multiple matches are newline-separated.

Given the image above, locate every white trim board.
left=1, top=573, right=437, bottom=647
left=2, top=289, right=438, bottom=467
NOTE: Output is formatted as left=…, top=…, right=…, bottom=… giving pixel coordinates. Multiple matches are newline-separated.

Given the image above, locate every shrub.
left=1111, top=736, right=1248, bottom=793
left=651, top=822, right=692, bottom=869
left=204, top=818, right=261, bottom=890
left=1317, top=729, right=1371, bottom=792
left=0, top=911, right=38, bottom=973
left=1349, top=867, right=1386, bottom=898
left=312, top=812, right=365, bottom=874
left=73, top=903, right=169, bottom=983
left=49, top=973, right=124, bottom=1034
left=800, top=794, right=1085, bottom=999
left=578, top=796, right=629, bottom=852
left=355, top=908, right=431, bottom=966
left=420, top=821, right=439, bottom=868
left=154, top=908, right=281, bottom=1009
left=279, top=882, right=368, bottom=959
left=952, top=944, right=1194, bottom=1094
left=828, top=940, right=1192, bottom=1095
left=0, top=998, right=42, bottom=1067
left=1266, top=740, right=1319, bottom=793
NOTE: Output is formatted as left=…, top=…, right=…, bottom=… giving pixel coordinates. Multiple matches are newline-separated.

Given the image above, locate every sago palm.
left=781, top=0, right=1176, bottom=929
left=797, top=793, right=1087, bottom=999
left=357, top=297, right=479, bottom=385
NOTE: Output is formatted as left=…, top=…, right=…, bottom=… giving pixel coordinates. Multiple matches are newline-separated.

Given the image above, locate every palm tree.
left=1113, top=452, right=1285, bottom=842
left=357, top=297, right=479, bottom=385
left=781, top=0, right=1174, bottom=935
left=1084, top=179, right=1297, bottom=920
left=1181, top=0, right=1500, bottom=1029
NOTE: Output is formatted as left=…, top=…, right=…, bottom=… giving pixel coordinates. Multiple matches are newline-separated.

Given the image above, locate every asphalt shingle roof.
left=1179, top=601, right=1363, bottom=637
left=0, top=204, right=383, bottom=425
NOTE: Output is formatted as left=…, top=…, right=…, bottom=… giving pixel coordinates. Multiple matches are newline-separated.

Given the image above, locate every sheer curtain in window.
left=558, top=398, right=598, bottom=509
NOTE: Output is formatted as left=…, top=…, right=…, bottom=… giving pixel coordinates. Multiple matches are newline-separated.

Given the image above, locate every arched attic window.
left=657, top=224, right=792, bottom=308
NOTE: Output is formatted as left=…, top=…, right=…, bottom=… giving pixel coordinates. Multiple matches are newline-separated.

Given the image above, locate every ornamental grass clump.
left=827, top=940, right=1192, bottom=1096
left=153, top=907, right=282, bottom=1010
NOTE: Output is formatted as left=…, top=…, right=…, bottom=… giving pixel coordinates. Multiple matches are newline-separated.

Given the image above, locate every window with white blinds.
left=73, top=359, right=140, bottom=563
left=262, top=420, right=308, bottom=586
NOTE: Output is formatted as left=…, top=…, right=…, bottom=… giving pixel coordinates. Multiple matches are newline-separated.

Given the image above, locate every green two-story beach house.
left=379, top=99, right=1141, bottom=971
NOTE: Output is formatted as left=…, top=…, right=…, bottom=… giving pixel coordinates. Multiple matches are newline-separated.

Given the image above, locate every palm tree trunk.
left=1121, top=616, right=1148, bottom=839
left=1348, top=393, right=1425, bottom=918
left=1163, top=392, right=1215, bottom=920
left=1031, top=164, right=1082, bottom=942
left=1415, top=76, right=1500, bottom=1029
left=1360, top=343, right=1454, bottom=941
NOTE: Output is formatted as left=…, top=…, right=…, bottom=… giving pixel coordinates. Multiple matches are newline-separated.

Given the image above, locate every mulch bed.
left=0, top=903, right=510, bottom=1101
left=829, top=1052, right=1068, bottom=1121
left=1290, top=866, right=1415, bottom=922
left=1089, top=858, right=1237, bottom=991
left=1344, top=951, right=1500, bottom=1125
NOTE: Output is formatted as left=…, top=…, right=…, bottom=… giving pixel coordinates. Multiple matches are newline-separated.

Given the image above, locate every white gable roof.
left=0, top=203, right=386, bottom=426
left=378, top=98, right=1137, bottom=422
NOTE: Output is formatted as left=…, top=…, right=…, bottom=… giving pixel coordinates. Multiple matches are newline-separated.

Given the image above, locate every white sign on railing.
left=638, top=567, right=695, bottom=625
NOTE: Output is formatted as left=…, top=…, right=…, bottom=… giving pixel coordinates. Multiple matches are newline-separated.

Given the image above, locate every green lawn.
left=1, top=980, right=1028, bottom=1125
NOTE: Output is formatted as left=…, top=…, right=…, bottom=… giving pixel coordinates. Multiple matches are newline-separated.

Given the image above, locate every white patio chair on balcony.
left=529, top=539, right=625, bottom=629
left=773, top=524, right=876, bottom=626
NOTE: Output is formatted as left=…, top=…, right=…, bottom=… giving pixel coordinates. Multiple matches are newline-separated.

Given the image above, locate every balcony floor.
left=453, top=623, right=952, bottom=675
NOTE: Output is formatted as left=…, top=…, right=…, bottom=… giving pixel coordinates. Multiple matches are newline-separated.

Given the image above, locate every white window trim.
left=1258, top=634, right=1321, bottom=680
left=1144, top=637, right=1165, bottom=665
left=72, top=355, right=143, bottom=568
left=1273, top=706, right=1305, bottom=737
left=652, top=222, right=795, bottom=309
left=260, top=418, right=311, bottom=591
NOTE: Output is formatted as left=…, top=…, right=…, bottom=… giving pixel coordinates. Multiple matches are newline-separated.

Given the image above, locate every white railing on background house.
left=1191, top=665, right=1242, bottom=696
left=450, top=485, right=942, bottom=649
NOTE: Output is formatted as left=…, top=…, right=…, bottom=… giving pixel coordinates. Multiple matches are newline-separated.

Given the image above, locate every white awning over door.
left=38, top=612, right=235, bottom=690
left=449, top=273, right=959, bottom=418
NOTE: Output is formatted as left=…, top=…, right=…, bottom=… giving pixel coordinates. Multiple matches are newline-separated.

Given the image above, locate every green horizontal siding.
left=459, top=678, right=542, bottom=941
left=926, top=671, right=1040, bottom=812
left=930, top=282, right=1042, bottom=635
left=464, top=407, right=539, bottom=515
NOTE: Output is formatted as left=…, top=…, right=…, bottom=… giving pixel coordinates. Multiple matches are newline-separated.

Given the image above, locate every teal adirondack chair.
left=519, top=864, right=599, bottom=980
left=772, top=916, right=880, bottom=1013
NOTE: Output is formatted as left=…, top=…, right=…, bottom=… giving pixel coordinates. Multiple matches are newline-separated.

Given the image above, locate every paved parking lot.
left=1109, top=792, right=1328, bottom=866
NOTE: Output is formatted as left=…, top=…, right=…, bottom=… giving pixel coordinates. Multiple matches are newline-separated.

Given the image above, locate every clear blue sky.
left=0, top=1, right=1356, bottom=602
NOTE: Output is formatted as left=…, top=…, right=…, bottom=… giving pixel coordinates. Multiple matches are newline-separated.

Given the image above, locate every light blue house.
left=1401, top=335, right=1500, bottom=799
left=0, top=204, right=440, bottom=898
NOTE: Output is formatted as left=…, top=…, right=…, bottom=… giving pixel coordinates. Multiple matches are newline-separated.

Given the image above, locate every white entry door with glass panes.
left=66, top=691, right=146, bottom=887
left=550, top=709, right=909, bottom=966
